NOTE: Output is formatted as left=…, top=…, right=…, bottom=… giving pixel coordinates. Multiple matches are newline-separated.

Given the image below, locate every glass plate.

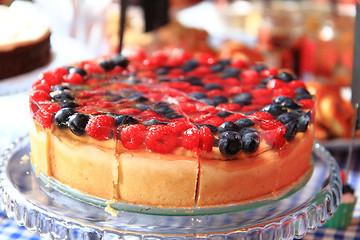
left=0, top=135, right=342, bottom=240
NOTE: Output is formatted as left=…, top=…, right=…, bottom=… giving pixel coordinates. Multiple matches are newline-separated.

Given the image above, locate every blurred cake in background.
left=0, top=2, right=51, bottom=79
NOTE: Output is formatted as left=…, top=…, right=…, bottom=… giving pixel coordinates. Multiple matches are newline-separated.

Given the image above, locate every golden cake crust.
left=30, top=120, right=314, bottom=208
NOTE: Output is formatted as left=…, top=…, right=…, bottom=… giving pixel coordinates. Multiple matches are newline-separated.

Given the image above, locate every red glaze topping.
left=29, top=50, right=315, bottom=157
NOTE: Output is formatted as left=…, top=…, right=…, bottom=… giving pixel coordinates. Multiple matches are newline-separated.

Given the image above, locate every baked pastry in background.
left=0, top=3, right=51, bottom=79
left=306, top=81, right=355, bottom=140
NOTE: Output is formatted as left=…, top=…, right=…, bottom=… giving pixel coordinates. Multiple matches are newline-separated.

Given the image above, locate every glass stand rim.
left=0, top=135, right=343, bottom=239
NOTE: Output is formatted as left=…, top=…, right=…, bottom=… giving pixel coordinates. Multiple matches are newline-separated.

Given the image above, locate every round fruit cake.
left=29, top=50, right=315, bottom=208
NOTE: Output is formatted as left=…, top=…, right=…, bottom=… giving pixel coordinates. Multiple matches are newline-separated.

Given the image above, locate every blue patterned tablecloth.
left=0, top=93, right=360, bottom=239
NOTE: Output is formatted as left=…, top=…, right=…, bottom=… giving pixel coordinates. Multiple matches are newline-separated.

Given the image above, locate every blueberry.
left=252, top=64, right=268, bottom=72
left=185, top=76, right=203, bottom=86
left=277, top=112, right=298, bottom=124
left=210, top=63, right=225, bottom=73
left=155, top=67, right=171, bottom=75
left=218, top=121, right=239, bottom=133
left=181, top=59, right=199, bottom=72
left=298, top=112, right=311, bottom=132
left=133, top=104, right=153, bottom=111
left=204, top=83, right=223, bottom=91
left=273, top=96, right=301, bottom=109
left=68, top=113, right=89, bottom=136
left=212, top=95, right=228, bottom=106
left=114, top=115, right=139, bottom=126
left=216, top=111, right=232, bottom=118
left=273, top=96, right=288, bottom=105
left=261, top=104, right=287, bottom=116
left=218, top=131, right=243, bottom=156
left=232, top=93, right=253, bottom=105
left=59, top=101, right=78, bottom=109
left=100, top=59, right=115, bottom=71
left=52, top=85, right=70, bottom=91
left=294, top=87, right=310, bottom=95
left=111, top=54, right=129, bottom=67
left=158, top=78, right=171, bottom=83
left=128, top=93, right=148, bottom=102
left=218, top=59, right=231, bottom=65
left=189, top=92, right=207, bottom=100
left=284, top=120, right=299, bottom=141
left=142, top=119, right=167, bottom=126
left=242, top=132, right=260, bottom=153
left=239, top=127, right=258, bottom=136
left=126, top=77, right=141, bottom=85
left=200, top=124, right=218, bottom=135
left=276, top=72, right=295, bottom=82
left=234, top=118, right=255, bottom=129
left=222, top=67, right=240, bottom=79
left=200, top=98, right=215, bottom=106
left=53, top=108, right=77, bottom=129
left=69, top=67, right=87, bottom=77
left=157, top=106, right=182, bottom=120
left=295, top=93, right=313, bottom=101
left=50, top=90, right=74, bottom=102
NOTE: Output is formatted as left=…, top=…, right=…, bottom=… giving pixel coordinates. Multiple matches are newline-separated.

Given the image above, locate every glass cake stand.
left=0, top=135, right=342, bottom=240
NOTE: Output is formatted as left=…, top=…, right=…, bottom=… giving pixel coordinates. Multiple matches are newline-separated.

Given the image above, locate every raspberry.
left=259, top=120, right=286, bottom=130
left=198, top=53, right=217, bottom=65
left=36, top=104, right=61, bottom=129
left=168, top=120, right=191, bottom=134
left=241, top=69, right=261, bottom=85
left=120, top=124, right=146, bottom=150
left=30, top=89, right=50, bottom=102
left=85, top=115, right=115, bottom=141
left=230, top=59, right=248, bottom=69
left=129, top=48, right=146, bottom=61
left=217, top=103, right=242, bottom=112
left=84, top=62, right=105, bottom=74
left=207, top=89, right=226, bottom=99
left=224, top=77, right=240, bottom=86
left=145, top=125, right=178, bottom=153
left=201, top=115, right=224, bottom=127
left=263, top=127, right=287, bottom=149
left=166, top=68, right=184, bottom=78
left=289, top=80, right=306, bottom=89
left=52, top=67, right=69, bottom=81
left=266, top=79, right=287, bottom=89
left=115, top=108, right=141, bottom=116
left=192, top=65, right=212, bottom=76
left=260, top=67, right=278, bottom=79
left=249, top=111, right=274, bottom=121
left=199, top=126, right=214, bottom=152
left=31, top=83, right=51, bottom=92
left=273, top=87, right=296, bottom=98
left=297, top=99, right=315, bottom=109
left=224, top=113, right=245, bottom=122
left=39, top=71, right=61, bottom=86
left=65, top=73, right=84, bottom=85
left=182, top=127, right=200, bottom=151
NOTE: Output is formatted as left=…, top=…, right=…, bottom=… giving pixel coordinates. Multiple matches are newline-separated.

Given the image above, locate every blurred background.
left=0, top=0, right=357, bottom=143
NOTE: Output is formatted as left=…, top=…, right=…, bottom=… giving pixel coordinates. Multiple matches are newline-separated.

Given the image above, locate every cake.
left=29, top=50, right=315, bottom=208
left=0, top=3, right=51, bottom=80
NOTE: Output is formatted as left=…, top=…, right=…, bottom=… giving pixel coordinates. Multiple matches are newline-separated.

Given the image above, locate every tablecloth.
left=0, top=93, right=360, bottom=240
